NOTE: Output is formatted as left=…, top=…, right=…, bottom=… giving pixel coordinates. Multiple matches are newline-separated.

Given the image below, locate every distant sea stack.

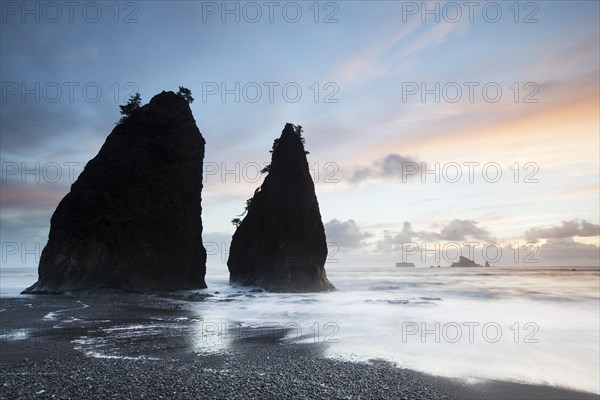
left=396, top=262, right=416, bottom=268
left=227, top=123, right=334, bottom=292
left=23, top=91, right=207, bottom=293
left=449, top=256, right=485, bottom=268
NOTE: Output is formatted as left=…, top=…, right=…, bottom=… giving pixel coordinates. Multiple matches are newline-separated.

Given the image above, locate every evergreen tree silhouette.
left=176, top=86, right=194, bottom=103
left=118, top=93, right=142, bottom=124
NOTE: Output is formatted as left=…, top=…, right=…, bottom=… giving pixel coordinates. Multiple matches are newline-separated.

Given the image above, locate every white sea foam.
left=43, top=300, right=89, bottom=321
left=72, top=335, right=160, bottom=360
left=195, top=265, right=600, bottom=394
left=42, top=312, right=59, bottom=321
left=81, top=350, right=159, bottom=361
left=0, top=328, right=31, bottom=341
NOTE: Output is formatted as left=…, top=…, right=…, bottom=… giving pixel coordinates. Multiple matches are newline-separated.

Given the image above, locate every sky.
left=1, top=0, right=599, bottom=272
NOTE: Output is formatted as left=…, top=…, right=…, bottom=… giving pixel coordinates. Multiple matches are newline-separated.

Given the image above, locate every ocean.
left=1, top=264, right=599, bottom=394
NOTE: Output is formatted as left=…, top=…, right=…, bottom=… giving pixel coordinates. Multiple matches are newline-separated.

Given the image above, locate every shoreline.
left=1, top=295, right=597, bottom=400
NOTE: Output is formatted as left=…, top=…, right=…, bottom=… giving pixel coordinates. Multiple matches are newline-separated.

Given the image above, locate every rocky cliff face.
left=227, top=123, right=334, bottom=292
left=23, top=91, right=207, bottom=293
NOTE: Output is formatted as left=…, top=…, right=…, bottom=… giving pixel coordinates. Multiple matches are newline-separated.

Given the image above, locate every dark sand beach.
left=1, top=295, right=597, bottom=400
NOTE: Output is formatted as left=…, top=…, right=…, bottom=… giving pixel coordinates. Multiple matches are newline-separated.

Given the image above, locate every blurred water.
left=197, top=265, right=600, bottom=394
left=2, top=264, right=599, bottom=393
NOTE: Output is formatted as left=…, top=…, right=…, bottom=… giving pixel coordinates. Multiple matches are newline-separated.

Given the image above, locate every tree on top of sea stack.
left=227, top=123, right=335, bottom=292
left=118, top=92, right=142, bottom=124
left=176, top=86, right=194, bottom=103
left=23, top=90, right=207, bottom=294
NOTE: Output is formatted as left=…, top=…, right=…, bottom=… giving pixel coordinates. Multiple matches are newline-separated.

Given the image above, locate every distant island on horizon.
left=395, top=256, right=492, bottom=268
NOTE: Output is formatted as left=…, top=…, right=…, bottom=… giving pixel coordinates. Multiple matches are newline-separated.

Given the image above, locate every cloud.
left=336, top=14, right=467, bottom=83
left=535, top=238, right=600, bottom=266
left=0, top=181, right=69, bottom=211
left=58, top=46, right=99, bottom=62
left=402, top=18, right=468, bottom=57
left=324, top=219, right=372, bottom=248
left=335, top=16, right=421, bottom=82
left=377, top=222, right=419, bottom=252
left=375, top=220, right=493, bottom=253
left=0, top=209, right=51, bottom=243
left=371, top=218, right=599, bottom=266
left=202, top=231, right=233, bottom=246
left=525, top=219, right=600, bottom=241
left=438, top=219, right=494, bottom=241
left=347, top=154, right=423, bottom=183
left=0, top=93, right=115, bottom=158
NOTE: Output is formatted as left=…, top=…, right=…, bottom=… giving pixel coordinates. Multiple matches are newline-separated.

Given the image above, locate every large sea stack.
left=23, top=91, right=207, bottom=293
left=227, top=123, right=334, bottom=292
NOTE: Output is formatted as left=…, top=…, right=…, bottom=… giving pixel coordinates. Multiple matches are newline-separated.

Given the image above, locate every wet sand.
left=1, top=295, right=597, bottom=399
